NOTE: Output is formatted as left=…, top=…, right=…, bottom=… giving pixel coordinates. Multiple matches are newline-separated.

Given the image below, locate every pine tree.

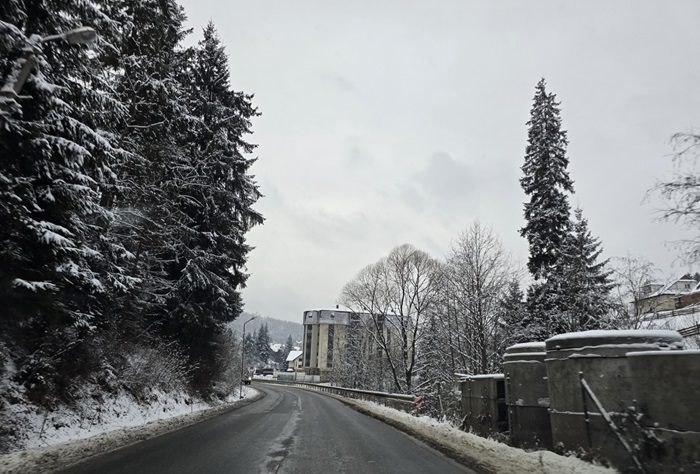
left=284, top=335, right=294, bottom=357
left=245, top=330, right=257, bottom=362
left=155, top=21, right=263, bottom=391
left=169, top=21, right=262, bottom=329
left=519, top=79, right=575, bottom=339
left=520, top=78, right=574, bottom=280
left=256, top=323, right=271, bottom=363
left=99, top=0, right=192, bottom=328
left=496, top=280, right=531, bottom=350
left=0, top=1, right=126, bottom=403
left=556, top=208, right=614, bottom=331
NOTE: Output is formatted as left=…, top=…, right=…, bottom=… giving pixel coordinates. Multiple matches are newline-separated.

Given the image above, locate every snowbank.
left=0, top=387, right=260, bottom=474
left=346, top=398, right=616, bottom=474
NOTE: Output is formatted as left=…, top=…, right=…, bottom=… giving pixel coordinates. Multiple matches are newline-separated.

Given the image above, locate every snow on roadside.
left=2, top=383, right=616, bottom=474
left=0, top=387, right=260, bottom=474
left=346, top=399, right=616, bottom=474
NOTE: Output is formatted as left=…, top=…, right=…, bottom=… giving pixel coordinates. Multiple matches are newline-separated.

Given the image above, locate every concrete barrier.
left=626, top=349, right=700, bottom=472
left=503, top=342, right=552, bottom=449
left=545, top=329, right=683, bottom=470
left=461, top=374, right=507, bottom=437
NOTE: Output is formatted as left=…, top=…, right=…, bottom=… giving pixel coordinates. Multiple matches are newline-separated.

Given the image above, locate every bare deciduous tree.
left=339, top=244, right=442, bottom=393
left=441, top=222, right=518, bottom=375
left=609, top=254, right=660, bottom=328
left=650, top=131, right=700, bottom=263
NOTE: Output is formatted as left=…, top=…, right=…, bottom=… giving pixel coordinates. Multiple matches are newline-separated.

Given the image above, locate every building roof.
left=286, top=350, right=303, bottom=362
left=639, top=278, right=700, bottom=300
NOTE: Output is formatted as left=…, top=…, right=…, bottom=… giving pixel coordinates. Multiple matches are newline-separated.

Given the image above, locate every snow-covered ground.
left=0, top=387, right=260, bottom=474
left=347, top=398, right=616, bottom=474
left=0, top=384, right=614, bottom=474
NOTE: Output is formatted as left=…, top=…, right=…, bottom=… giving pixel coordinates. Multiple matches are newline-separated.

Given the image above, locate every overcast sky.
left=178, top=0, right=700, bottom=323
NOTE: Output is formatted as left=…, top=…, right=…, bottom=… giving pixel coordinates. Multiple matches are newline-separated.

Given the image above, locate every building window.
left=304, top=325, right=313, bottom=366
left=327, top=325, right=335, bottom=368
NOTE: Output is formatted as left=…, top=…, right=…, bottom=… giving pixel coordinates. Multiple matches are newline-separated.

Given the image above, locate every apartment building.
left=302, top=308, right=355, bottom=372
left=301, top=307, right=407, bottom=377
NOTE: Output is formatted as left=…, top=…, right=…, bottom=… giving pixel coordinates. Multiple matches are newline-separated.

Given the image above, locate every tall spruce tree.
left=520, top=79, right=575, bottom=339
left=173, top=21, right=262, bottom=325
left=99, top=0, right=192, bottom=332
left=520, top=78, right=574, bottom=280
left=162, top=22, right=262, bottom=391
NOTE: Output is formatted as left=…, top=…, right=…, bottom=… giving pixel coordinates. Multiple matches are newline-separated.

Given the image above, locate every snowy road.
left=54, top=384, right=475, bottom=474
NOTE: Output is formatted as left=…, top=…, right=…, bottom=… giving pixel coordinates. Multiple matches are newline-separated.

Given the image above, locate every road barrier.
left=256, top=379, right=417, bottom=413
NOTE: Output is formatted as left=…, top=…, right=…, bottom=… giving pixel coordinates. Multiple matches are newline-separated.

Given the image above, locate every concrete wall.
left=460, top=329, right=700, bottom=473
left=627, top=350, right=700, bottom=472
left=545, top=330, right=683, bottom=471
left=503, top=342, right=552, bottom=450
left=461, top=375, right=507, bottom=438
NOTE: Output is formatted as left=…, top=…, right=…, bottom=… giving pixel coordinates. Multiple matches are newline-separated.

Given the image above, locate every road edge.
left=0, top=389, right=266, bottom=474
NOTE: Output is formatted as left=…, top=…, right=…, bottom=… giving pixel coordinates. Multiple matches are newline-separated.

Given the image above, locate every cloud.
left=412, top=152, right=477, bottom=205
left=344, top=139, right=374, bottom=167
left=327, top=74, right=356, bottom=93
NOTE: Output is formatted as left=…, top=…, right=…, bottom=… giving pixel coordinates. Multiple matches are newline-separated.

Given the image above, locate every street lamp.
left=1, top=26, right=97, bottom=128
left=239, top=316, right=256, bottom=399
left=42, top=27, right=98, bottom=45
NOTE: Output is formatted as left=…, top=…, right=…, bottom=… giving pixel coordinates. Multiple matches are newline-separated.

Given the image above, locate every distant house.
left=286, top=350, right=303, bottom=371
left=636, top=278, right=700, bottom=315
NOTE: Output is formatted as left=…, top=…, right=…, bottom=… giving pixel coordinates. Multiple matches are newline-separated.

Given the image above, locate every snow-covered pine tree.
left=154, top=22, right=263, bottom=391
left=171, top=21, right=262, bottom=325
left=520, top=78, right=574, bottom=280
left=97, top=0, right=193, bottom=333
left=256, top=323, right=271, bottom=364
left=495, top=280, right=531, bottom=352
left=556, top=208, right=614, bottom=332
left=0, top=2, right=126, bottom=403
left=244, top=331, right=257, bottom=363
left=284, top=335, right=294, bottom=360
left=520, top=79, right=575, bottom=339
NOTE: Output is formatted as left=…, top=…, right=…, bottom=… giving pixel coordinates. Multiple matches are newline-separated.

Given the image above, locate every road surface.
left=56, top=383, right=476, bottom=474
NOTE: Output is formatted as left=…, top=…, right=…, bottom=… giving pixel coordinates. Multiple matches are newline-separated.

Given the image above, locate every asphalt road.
left=56, top=384, right=476, bottom=474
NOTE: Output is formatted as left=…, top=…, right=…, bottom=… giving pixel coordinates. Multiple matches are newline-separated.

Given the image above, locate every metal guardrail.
left=256, top=379, right=418, bottom=413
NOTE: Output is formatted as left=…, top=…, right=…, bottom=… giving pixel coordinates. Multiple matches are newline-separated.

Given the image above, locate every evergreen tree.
left=519, top=79, right=575, bottom=339
left=496, top=280, right=531, bottom=349
left=520, top=78, right=574, bottom=280
left=0, top=2, right=126, bottom=403
left=169, top=21, right=262, bottom=329
left=245, top=330, right=258, bottom=362
left=161, top=21, right=262, bottom=390
left=556, top=208, right=614, bottom=331
left=101, top=0, right=191, bottom=318
left=256, top=323, right=271, bottom=363
left=283, top=334, right=294, bottom=361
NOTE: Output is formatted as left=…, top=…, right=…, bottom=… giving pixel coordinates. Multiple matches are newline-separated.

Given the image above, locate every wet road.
left=56, top=383, right=475, bottom=474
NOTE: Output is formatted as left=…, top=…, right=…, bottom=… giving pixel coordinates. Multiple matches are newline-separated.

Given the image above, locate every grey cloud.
left=345, top=141, right=374, bottom=167
left=411, top=152, right=477, bottom=205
